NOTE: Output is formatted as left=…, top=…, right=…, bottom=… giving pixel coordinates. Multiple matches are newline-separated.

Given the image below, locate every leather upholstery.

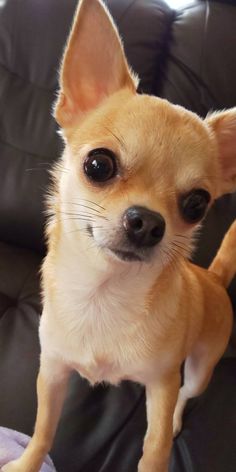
left=0, top=1, right=236, bottom=471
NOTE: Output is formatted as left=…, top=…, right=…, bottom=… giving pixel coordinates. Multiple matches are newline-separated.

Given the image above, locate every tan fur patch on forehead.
left=67, top=90, right=211, bottom=154
left=66, top=89, right=217, bottom=197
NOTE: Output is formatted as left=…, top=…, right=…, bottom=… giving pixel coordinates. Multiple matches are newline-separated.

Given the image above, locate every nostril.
left=130, top=217, right=143, bottom=231
left=151, top=225, right=163, bottom=239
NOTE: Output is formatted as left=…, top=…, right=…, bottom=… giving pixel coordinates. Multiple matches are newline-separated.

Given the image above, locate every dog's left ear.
left=207, top=108, right=236, bottom=195
left=55, top=0, right=137, bottom=128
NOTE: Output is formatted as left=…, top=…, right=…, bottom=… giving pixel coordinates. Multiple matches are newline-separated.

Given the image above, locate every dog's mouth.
left=87, top=225, right=147, bottom=262
left=109, top=248, right=143, bottom=262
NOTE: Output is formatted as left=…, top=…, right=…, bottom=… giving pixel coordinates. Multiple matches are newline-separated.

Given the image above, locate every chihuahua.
left=3, top=0, right=236, bottom=471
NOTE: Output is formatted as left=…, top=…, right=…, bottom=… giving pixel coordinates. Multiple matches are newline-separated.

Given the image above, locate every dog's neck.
left=53, top=228, right=171, bottom=303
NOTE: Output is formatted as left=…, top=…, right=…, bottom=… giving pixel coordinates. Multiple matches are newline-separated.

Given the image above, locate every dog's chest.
left=60, top=298, right=148, bottom=384
left=73, top=354, right=122, bottom=385
left=42, top=258, right=179, bottom=386
left=44, top=279, right=160, bottom=385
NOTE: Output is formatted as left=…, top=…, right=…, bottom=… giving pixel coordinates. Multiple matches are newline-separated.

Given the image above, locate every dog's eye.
left=84, top=148, right=117, bottom=183
left=179, top=189, right=211, bottom=223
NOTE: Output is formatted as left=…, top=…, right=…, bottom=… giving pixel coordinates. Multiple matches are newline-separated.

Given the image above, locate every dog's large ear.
left=54, top=0, right=137, bottom=127
left=207, top=108, right=236, bottom=195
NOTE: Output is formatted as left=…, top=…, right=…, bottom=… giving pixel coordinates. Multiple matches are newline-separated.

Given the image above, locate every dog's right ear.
left=54, top=0, right=137, bottom=128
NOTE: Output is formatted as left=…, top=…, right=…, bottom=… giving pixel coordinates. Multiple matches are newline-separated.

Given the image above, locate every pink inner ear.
left=71, top=82, right=106, bottom=112
left=218, top=127, right=236, bottom=180
left=222, top=142, right=236, bottom=176
left=208, top=109, right=236, bottom=194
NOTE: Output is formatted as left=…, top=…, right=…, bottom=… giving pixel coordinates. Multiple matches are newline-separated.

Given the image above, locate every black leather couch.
left=0, top=0, right=236, bottom=471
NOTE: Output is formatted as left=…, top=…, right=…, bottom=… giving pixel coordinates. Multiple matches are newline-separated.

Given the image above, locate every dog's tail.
left=209, top=220, right=236, bottom=288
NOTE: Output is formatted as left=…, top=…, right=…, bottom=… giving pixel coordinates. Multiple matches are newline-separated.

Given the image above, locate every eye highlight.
left=84, top=148, right=117, bottom=183
left=179, top=189, right=211, bottom=223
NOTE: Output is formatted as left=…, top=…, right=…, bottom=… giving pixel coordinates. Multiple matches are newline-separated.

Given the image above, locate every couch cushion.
left=0, top=242, right=41, bottom=432
left=107, top=0, right=173, bottom=94
left=158, top=0, right=236, bottom=114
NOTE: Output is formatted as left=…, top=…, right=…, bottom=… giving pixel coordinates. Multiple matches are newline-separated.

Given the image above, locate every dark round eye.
left=179, top=189, right=211, bottom=223
left=84, top=148, right=117, bottom=183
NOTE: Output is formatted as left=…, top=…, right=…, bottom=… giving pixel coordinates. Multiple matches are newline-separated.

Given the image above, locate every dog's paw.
left=2, top=461, right=24, bottom=472
left=173, top=412, right=183, bottom=437
left=138, top=457, right=168, bottom=472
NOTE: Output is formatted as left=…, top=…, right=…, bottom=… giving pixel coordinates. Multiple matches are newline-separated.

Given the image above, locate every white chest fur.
left=40, top=241, right=181, bottom=386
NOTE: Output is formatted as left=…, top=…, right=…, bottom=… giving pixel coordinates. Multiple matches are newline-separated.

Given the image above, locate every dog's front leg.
left=138, top=372, right=180, bottom=472
left=2, top=356, right=70, bottom=472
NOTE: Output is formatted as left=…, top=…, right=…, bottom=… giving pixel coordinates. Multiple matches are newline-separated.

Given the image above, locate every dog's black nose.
left=123, top=206, right=166, bottom=248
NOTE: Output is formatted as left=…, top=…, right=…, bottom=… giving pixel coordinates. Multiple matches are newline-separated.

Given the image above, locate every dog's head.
left=52, top=0, right=236, bottom=268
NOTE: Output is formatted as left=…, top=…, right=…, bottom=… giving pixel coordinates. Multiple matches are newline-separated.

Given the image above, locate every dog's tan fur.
left=3, top=1, right=236, bottom=471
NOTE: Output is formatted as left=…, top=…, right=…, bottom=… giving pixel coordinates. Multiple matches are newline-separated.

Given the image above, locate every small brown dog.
left=3, top=1, right=236, bottom=471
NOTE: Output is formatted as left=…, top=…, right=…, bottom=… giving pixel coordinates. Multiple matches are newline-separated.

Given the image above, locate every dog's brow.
left=103, top=125, right=127, bottom=152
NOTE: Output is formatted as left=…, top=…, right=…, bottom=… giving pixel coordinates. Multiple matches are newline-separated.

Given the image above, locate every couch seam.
left=0, top=62, right=56, bottom=94
left=0, top=136, right=57, bottom=162
left=17, top=264, right=41, bottom=304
